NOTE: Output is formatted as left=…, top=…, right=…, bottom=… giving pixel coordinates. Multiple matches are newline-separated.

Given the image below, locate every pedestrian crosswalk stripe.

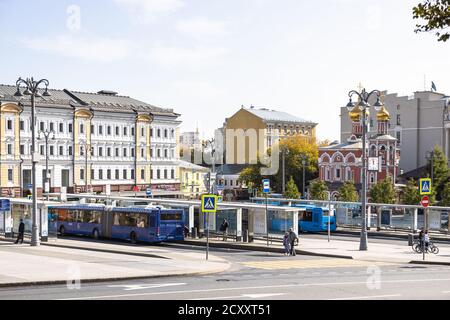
left=240, top=259, right=397, bottom=270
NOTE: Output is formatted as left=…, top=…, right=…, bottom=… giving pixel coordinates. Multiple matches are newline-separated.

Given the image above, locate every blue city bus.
left=48, top=204, right=185, bottom=243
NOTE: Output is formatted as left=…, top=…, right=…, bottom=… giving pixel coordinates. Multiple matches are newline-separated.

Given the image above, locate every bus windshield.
left=160, top=213, right=183, bottom=221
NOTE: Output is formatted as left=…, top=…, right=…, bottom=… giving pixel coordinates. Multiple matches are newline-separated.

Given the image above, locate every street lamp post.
left=38, top=130, right=55, bottom=201
left=14, top=77, right=51, bottom=247
left=346, top=88, right=384, bottom=251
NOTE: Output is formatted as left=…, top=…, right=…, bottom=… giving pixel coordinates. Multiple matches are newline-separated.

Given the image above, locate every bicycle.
left=412, top=241, right=439, bottom=254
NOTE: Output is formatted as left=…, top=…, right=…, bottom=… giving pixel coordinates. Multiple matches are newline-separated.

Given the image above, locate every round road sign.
left=421, top=196, right=430, bottom=208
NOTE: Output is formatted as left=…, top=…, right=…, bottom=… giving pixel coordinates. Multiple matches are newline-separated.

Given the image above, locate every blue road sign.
left=146, top=188, right=153, bottom=197
left=420, top=178, right=432, bottom=195
left=202, top=195, right=218, bottom=213
left=0, top=199, right=11, bottom=212
left=216, top=185, right=224, bottom=191
left=27, top=184, right=33, bottom=189
left=263, top=179, right=270, bottom=194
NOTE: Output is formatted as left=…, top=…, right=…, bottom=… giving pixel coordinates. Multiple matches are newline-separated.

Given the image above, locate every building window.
left=115, top=126, right=120, bottom=136
left=131, top=127, right=135, bottom=136
left=59, top=123, right=64, bottom=133
left=396, top=131, right=401, bottom=144
left=150, top=149, right=154, bottom=158
left=69, top=123, right=73, bottom=133
left=141, top=169, right=145, bottom=180
left=107, top=126, right=111, bottom=135
left=164, top=169, right=168, bottom=179
left=157, top=149, right=161, bottom=158
left=123, top=148, right=127, bottom=157
left=107, top=169, right=111, bottom=180
left=164, top=129, right=168, bottom=138
left=20, top=145, right=25, bottom=155
left=40, top=145, right=45, bottom=156
left=141, top=148, right=145, bottom=158
left=115, top=169, right=120, bottom=180
left=370, top=173, right=375, bottom=184
left=40, top=122, right=45, bottom=131
left=131, top=169, right=135, bottom=180
left=50, top=146, right=54, bottom=156
left=123, top=170, right=127, bottom=180
left=131, top=148, right=135, bottom=158
left=19, top=120, right=24, bottom=131
left=7, top=144, right=12, bottom=155
left=107, top=147, right=111, bottom=157
left=59, top=146, right=64, bottom=156
left=80, top=169, right=85, bottom=180
left=150, top=128, right=153, bottom=137
left=99, top=125, right=103, bottom=135
left=171, top=169, right=175, bottom=179
left=397, top=115, right=401, bottom=125
left=68, top=146, right=73, bottom=156
left=164, top=149, right=168, bottom=158
left=141, top=127, right=145, bottom=137
left=157, top=170, right=161, bottom=179
left=80, top=123, right=84, bottom=134
left=157, top=129, right=161, bottom=138
left=335, top=168, right=341, bottom=180
left=91, top=125, right=94, bottom=135
left=171, top=129, right=175, bottom=138
left=80, top=146, right=85, bottom=156
left=325, top=167, right=330, bottom=181
left=8, top=169, right=13, bottom=182
left=98, top=147, right=103, bottom=157
left=151, top=170, right=154, bottom=179
left=99, top=170, right=103, bottom=180
left=50, top=122, right=54, bottom=132
left=123, top=127, right=128, bottom=136
left=115, top=148, right=120, bottom=157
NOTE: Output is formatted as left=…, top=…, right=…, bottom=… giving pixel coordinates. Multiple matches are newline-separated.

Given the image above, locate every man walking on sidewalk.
left=15, top=219, right=25, bottom=244
left=288, top=228, right=298, bottom=256
left=220, top=219, right=229, bottom=242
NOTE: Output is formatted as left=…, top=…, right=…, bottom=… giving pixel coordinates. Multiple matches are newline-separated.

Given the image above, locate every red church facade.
left=318, top=104, right=400, bottom=200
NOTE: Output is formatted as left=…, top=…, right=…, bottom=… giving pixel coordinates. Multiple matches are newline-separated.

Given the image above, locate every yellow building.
left=224, top=106, right=317, bottom=164
left=178, top=160, right=209, bottom=199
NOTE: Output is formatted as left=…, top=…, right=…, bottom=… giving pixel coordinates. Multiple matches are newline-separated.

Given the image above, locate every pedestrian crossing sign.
left=201, top=195, right=218, bottom=213
left=419, top=178, right=432, bottom=195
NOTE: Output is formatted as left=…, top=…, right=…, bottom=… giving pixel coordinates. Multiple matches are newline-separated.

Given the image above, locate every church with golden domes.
left=318, top=99, right=400, bottom=200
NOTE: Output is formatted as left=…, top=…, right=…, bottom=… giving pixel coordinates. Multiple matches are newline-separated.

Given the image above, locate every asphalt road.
left=1, top=242, right=450, bottom=300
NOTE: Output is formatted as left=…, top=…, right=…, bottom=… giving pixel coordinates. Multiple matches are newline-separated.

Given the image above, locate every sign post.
left=202, top=194, right=218, bottom=260
left=263, top=179, right=270, bottom=247
left=420, top=195, right=430, bottom=261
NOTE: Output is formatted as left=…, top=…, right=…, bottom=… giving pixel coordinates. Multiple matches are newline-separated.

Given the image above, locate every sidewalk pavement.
left=180, top=236, right=450, bottom=266
left=0, top=237, right=230, bottom=287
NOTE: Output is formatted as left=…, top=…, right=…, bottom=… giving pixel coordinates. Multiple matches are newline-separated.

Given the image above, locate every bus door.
left=159, top=210, right=184, bottom=240
left=102, top=211, right=113, bottom=239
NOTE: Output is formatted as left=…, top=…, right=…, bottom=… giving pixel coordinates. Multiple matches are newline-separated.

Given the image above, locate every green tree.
left=440, top=180, right=450, bottom=206
left=369, top=176, right=397, bottom=204
left=284, top=176, right=300, bottom=199
left=309, top=180, right=329, bottom=201
left=273, top=135, right=319, bottom=194
left=402, top=178, right=422, bottom=205
left=427, top=145, right=449, bottom=201
left=413, top=0, right=450, bottom=42
left=338, top=181, right=359, bottom=202
left=239, top=165, right=263, bottom=191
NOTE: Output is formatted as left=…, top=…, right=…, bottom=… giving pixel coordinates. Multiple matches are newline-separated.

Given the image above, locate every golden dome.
left=349, top=106, right=370, bottom=122
left=377, top=106, right=390, bottom=121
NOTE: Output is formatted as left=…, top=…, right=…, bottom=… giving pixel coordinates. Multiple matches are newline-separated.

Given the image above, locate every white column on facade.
left=188, top=205, right=195, bottom=232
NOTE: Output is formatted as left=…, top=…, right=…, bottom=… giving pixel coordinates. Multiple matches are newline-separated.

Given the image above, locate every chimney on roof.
left=98, top=90, right=118, bottom=96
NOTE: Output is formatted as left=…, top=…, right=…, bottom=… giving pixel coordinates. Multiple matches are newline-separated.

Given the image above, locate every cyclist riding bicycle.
left=418, top=229, right=424, bottom=247
left=424, top=230, right=430, bottom=250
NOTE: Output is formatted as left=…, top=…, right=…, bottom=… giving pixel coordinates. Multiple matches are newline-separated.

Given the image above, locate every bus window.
left=160, top=213, right=182, bottom=221
left=81, top=211, right=101, bottom=224
left=300, top=210, right=313, bottom=222
left=148, top=215, right=156, bottom=228
left=136, top=214, right=148, bottom=228
left=322, top=210, right=329, bottom=217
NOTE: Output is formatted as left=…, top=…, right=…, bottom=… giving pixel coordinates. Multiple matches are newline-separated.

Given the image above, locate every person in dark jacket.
left=15, top=219, right=25, bottom=244
left=288, top=228, right=299, bottom=256
left=220, top=219, right=229, bottom=241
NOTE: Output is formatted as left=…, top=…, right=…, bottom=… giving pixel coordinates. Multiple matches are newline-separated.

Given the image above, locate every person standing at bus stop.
left=220, top=219, right=229, bottom=242
left=288, top=228, right=298, bottom=256
left=15, top=219, right=25, bottom=244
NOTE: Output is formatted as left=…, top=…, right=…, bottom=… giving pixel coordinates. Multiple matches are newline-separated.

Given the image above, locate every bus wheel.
left=92, top=229, right=99, bottom=240
left=130, top=232, right=137, bottom=244
left=59, top=226, right=65, bottom=237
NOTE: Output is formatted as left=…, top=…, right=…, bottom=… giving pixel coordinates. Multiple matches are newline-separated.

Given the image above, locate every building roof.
left=245, top=107, right=316, bottom=125
left=319, top=140, right=362, bottom=150
left=216, top=164, right=248, bottom=175
left=0, top=84, right=179, bottom=116
left=177, top=160, right=210, bottom=172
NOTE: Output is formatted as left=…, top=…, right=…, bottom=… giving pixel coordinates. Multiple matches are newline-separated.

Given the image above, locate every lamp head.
left=373, top=97, right=384, bottom=111
left=14, top=87, right=24, bottom=97
left=42, top=87, right=51, bottom=97
left=23, top=88, right=32, bottom=96
left=346, top=98, right=356, bottom=111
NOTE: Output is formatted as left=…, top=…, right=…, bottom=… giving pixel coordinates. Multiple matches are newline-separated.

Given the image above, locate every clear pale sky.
left=0, top=0, right=449, bottom=141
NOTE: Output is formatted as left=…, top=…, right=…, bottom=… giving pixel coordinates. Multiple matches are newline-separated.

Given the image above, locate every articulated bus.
left=48, top=204, right=185, bottom=243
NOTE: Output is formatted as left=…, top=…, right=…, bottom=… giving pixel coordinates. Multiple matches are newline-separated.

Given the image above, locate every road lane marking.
left=59, top=278, right=450, bottom=300
left=241, top=259, right=396, bottom=270
left=108, top=283, right=186, bottom=291
left=329, top=294, right=401, bottom=300
left=192, top=293, right=287, bottom=300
